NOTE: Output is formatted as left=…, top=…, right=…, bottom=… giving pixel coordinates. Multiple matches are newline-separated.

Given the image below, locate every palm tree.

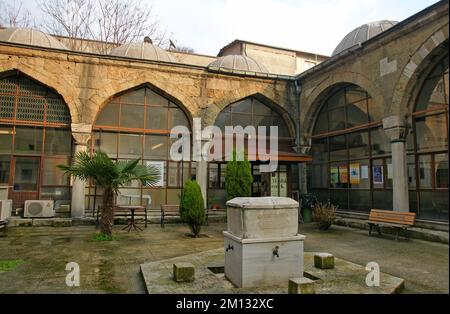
left=58, top=151, right=160, bottom=237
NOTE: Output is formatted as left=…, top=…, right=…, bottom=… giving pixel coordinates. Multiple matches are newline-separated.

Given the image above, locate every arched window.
left=90, top=86, right=192, bottom=210
left=0, top=74, right=72, bottom=210
left=209, top=97, right=296, bottom=208
left=309, top=84, right=391, bottom=212
left=408, top=55, right=449, bottom=221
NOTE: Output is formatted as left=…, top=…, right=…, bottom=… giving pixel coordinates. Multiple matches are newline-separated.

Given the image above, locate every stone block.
left=32, top=219, right=53, bottom=227
left=288, top=277, right=315, bottom=294
left=52, top=219, right=73, bottom=227
left=314, top=253, right=335, bottom=269
left=173, top=263, right=195, bottom=282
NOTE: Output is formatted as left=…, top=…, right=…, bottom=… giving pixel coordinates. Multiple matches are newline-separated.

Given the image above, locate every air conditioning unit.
left=0, top=200, right=12, bottom=221
left=24, top=200, right=55, bottom=218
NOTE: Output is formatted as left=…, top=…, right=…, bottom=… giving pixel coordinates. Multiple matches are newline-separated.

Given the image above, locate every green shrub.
left=0, top=260, right=25, bottom=273
left=180, top=180, right=206, bottom=237
left=225, top=150, right=253, bottom=200
left=92, top=233, right=120, bottom=242
left=312, top=202, right=337, bottom=230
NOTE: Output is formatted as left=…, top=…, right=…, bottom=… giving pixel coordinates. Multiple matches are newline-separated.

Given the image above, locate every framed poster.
left=350, top=163, right=360, bottom=185
left=145, top=161, right=165, bottom=187
left=339, top=166, right=348, bottom=184
left=330, top=167, right=339, bottom=185
left=372, top=165, right=384, bottom=184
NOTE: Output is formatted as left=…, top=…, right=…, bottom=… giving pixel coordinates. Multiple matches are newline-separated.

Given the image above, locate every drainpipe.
left=294, top=79, right=304, bottom=195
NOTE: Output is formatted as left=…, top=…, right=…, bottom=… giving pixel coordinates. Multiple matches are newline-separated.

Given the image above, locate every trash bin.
left=302, top=207, right=312, bottom=223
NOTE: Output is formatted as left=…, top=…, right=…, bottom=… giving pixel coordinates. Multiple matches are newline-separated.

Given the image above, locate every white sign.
left=145, top=161, right=165, bottom=187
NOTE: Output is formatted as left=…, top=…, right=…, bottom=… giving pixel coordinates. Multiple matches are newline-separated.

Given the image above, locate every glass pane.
left=215, top=112, right=230, bottom=131
left=348, top=131, right=370, bottom=159
left=372, top=159, right=385, bottom=189
left=0, top=127, right=13, bottom=154
left=313, top=111, right=328, bottom=135
left=418, top=155, right=432, bottom=188
left=415, top=114, right=448, bottom=152
left=232, top=114, right=252, bottom=128
left=272, top=117, right=290, bottom=137
left=116, top=188, right=142, bottom=206
left=0, top=156, right=10, bottom=184
left=327, top=89, right=346, bottom=109
left=143, top=189, right=166, bottom=210
left=419, top=191, right=448, bottom=221
left=253, top=99, right=271, bottom=115
left=144, top=135, right=167, bottom=159
left=146, top=106, right=168, bottom=130
left=168, top=162, right=180, bottom=187
left=231, top=99, right=252, bottom=113
left=386, top=158, right=393, bottom=188
left=13, top=157, right=39, bottom=191
left=94, top=132, right=117, bottom=158
left=311, top=138, right=328, bottom=163
left=167, top=189, right=182, bottom=205
left=120, top=104, right=144, bottom=129
left=121, top=89, right=145, bottom=104
left=253, top=115, right=272, bottom=128
left=372, top=190, right=393, bottom=210
left=170, top=108, right=189, bottom=128
left=329, top=135, right=347, bottom=161
left=346, top=87, right=367, bottom=104
left=42, top=157, right=69, bottom=185
left=147, top=89, right=168, bottom=107
left=328, top=107, right=346, bottom=131
left=220, top=163, right=226, bottom=189
left=407, top=155, right=417, bottom=188
left=349, top=160, right=370, bottom=189
left=96, top=102, right=119, bottom=126
left=16, top=96, right=45, bottom=122
left=409, top=191, right=418, bottom=214
left=346, top=100, right=368, bottom=127
left=208, top=163, right=219, bottom=188
left=144, top=160, right=166, bottom=187
left=119, top=134, right=142, bottom=159
left=349, top=190, right=370, bottom=212
left=371, top=127, right=391, bottom=156
left=311, top=164, right=328, bottom=188
left=14, top=126, right=43, bottom=154
left=330, top=162, right=348, bottom=188
left=435, top=153, right=448, bottom=188
left=40, top=187, right=71, bottom=210
left=208, top=189, right=227, bottom=208
left=0, top=95, right=15, bottom=119
left=44, top=128, right=72, bottom=155
left=182, top=162, right=191, bottom=186
left=330, top=189, right=348, bottom=210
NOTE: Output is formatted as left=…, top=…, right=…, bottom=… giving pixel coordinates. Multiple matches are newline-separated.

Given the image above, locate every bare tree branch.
left=0, top=0, right=33, bottom=28
left=37, top=0, right=95, bottom=51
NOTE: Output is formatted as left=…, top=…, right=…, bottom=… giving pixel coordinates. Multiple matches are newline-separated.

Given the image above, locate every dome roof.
left=332, top=20, right=398, bottom=56
left=0, top=27, right=67, bottom=50
left=109, top=42, right=176, bottom=63
left=208, top=54, right=269, bottom=74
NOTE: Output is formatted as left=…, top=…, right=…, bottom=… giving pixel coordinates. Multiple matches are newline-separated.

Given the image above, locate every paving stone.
left=314, top=253, right=335, bottom=269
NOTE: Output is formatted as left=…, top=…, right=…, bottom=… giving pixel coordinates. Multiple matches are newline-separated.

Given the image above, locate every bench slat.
left=368, top=209, right=416, bottom=226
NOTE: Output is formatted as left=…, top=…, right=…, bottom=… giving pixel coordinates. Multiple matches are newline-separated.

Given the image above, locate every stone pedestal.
left=224, top=197, right=305, bottom=288
left=288, top=277, right=315, bottom=294
left=314, top=253, right=335, bottom=269
left=173, top=263, right=195, bottom=282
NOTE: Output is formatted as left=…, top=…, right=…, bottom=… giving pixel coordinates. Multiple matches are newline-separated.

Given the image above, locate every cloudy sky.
left=21, top=0, right=439, bottom=56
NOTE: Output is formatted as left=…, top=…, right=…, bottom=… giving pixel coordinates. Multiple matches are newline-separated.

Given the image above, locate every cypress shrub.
left=180, top=180, right=206, bottom=237
left=225, top=150, right=253, bottom=200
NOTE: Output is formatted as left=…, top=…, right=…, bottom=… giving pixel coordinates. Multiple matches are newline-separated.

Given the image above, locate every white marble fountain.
left=223, top=197, right=305, bottom=288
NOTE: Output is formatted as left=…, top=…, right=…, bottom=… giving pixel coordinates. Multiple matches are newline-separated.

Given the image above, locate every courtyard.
left=0, top=223, right=448, bottom=294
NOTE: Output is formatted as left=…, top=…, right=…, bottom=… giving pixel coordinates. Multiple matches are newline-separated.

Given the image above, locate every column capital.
left=71, top=123, right=92, bottom=146
left=382, top=116, right=409, bottom=143
left=299, top=145, right=311, bottom=154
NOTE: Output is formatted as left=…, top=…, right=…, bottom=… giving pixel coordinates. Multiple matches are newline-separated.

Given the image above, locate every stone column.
left=71, top=123, right=92, bottom=218
left=196, top=159, right=208, bottom=208
left=383, top=116, right=409, bottom=212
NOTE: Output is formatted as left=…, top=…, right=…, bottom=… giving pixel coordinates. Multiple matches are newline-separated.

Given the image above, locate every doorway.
left=10, top=156, right=40, bottom=210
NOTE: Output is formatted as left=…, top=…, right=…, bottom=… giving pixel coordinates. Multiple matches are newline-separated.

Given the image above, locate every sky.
left=20, top=0, right=440, bottom=56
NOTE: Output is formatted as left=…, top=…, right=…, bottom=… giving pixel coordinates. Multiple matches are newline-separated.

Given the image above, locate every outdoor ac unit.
left=0, top=200, right=12, bottom=221
left=24, top=200, right=55, bottom=218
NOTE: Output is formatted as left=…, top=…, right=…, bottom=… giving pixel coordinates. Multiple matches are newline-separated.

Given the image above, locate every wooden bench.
left=96, top=206, right=148, bottom=228
left=366, top=209, right=416, bottom=241
left=206, top=207, right=226, bottom=225
left=161, top=205, right=180, bottom=228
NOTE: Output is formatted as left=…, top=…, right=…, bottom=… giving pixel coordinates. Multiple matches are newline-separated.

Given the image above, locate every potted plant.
left=180, top=180, right=206, bottom=237
left=312, top=201, right=337, bottom=230
left=225, top=150, right=253, bottom=200
left=58, top=151, right=160, bottom=238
